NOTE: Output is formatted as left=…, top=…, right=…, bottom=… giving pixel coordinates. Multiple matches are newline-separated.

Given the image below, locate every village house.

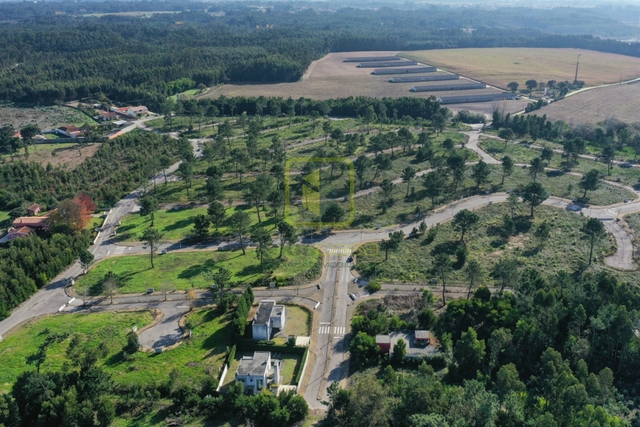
left=6, top=226, right=35, bottom=241
left=27, top=203, right=42, bottom=216
left=110, top=105, right=149, bottom=119
left=12, top=214, right=50, bottom=231
left=252, top=300, right=286, bottom=341
left=56, top=125, right=84, bottom=138
left=235, top=351, right=282, bottom=394
left=96, top=111, right=118, bottom=121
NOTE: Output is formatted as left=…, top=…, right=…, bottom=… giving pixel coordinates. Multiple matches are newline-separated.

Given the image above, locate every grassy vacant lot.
left=0, top=103, right=97, bottom=129
left=0, top=311, right=153, bottom=394
left=480, top=139, right=640, bottom=187
left=1, top=143, right=101, bottom=169
left=0, top=210, right=9, bottom=234
left=305, top=162, right=637, bottom=230
left=529, top=82, right=640, bottom=125
left=356, top=204, right=613, bottom=285
left=76, top=246, right=321, bottom=295
left=401, top=48, right=640, bottom=89
left=112, top=307, right=231, bottom=387
left=116, top=205, right=276, bottom=242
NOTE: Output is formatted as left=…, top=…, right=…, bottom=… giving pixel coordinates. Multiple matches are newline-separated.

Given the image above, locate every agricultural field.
left=1, top=142, right=102, bottom=169
left=0, top=103, right=97, bottom=129
left=528, top=82, right=640, bottom=125
left=0, top=311, right=153, bottom=394
left=355, top=204, right=617, bottom=286
left=401, top=48, right=640, bottom=90
left=76, top=246, right=322, bottom=295
left=200, top=52, right=530, bottom=116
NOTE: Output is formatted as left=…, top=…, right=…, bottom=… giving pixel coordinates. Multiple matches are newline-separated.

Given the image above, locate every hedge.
left=236, top=339, right=306, bottom=355
left=293, top=346, right=310, bottom=385
left=225, top=344, right=237, bottom=366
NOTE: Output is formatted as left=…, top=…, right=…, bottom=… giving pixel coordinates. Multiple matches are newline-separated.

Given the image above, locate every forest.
left=0, top=131, right=184, bottom=319
left=2, top=6, right=640, bottom=108
left=342, top=271, right=640, bottom=427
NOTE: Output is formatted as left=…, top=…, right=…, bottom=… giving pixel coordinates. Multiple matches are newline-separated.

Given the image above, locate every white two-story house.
left=235, top=351, right=282, bottom=394
left=252, top=300, right=286, bottom=341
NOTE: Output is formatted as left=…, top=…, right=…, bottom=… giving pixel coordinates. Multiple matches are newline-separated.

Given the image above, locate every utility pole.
left=574, top=54, right=581, bottom=84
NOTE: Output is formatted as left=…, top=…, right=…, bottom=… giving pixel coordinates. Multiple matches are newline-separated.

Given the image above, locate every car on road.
left=346, top=256, right=353, bottom=263
left=146, top=288, right=154, bottom=294
left=349, top=293, right=357, bottom=301
left=620, top=163, right=633, bottom=168
left=566, top=204, right=582, bottom=212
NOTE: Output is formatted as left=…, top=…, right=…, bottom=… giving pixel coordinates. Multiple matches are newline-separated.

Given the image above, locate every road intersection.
left=1, top=123, right=640, bottom=407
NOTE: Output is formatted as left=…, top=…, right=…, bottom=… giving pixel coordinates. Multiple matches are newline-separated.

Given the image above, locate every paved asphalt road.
left=3, top=122, right=640, bottom=408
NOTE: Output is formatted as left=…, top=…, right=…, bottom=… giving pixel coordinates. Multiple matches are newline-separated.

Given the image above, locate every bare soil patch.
left=0, top=103, right=96, bottom=129
left=402, top=48, right=640, bottom=89
left=527, top=82, right=640, bottom=125
left=2, top=143, right=101, bottom=170
left=199, top=51, right=530, bottom=116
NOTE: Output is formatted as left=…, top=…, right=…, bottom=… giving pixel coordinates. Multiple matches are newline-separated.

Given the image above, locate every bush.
left=124, top=333, right=139, bottom=354
left=366, top=280, right=382, bottom=293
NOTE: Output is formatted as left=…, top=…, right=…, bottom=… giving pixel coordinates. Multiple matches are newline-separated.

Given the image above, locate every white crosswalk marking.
left=327, top=248, right=352, bottom=254
left=319, top=326, right=330, bottom=334
left=334, top=327, right=345, bottom=335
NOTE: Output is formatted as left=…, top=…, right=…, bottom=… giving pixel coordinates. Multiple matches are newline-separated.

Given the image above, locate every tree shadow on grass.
left=178, top=258, right=218, bottom=279
left=515, top=216, right=533, bottom=234
left=350, top=214, right=375, bottom=228
left=163, top=217, right=194, bottom=232
left=430, top=240, right=461, bottom=257
left=202, top=321, right=233, bottom=356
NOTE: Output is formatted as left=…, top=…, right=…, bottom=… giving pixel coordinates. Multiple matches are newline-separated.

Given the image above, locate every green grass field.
left=480, top=139, right=640, bottom=187
left=0, top=308, right=236, bottom=394
left=76, top=246, right=321, bottom=295
left=295, top=161, right=637, bottom=230
left=0, top=311, right=153, bottom=394
left=116, top=204, right=278, bottom=242
left=356, top=204, right=613, bottom=286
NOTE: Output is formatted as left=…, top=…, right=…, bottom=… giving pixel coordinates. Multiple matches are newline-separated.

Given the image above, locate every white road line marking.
left=319, top=322, right=330, bottom=324
left=334, top=327, right=345, bottom=335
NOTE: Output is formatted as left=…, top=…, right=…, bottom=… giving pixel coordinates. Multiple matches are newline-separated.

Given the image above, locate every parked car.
left=146, top=288, right=154, bottom=294
left=349, top=293, right=357, bottom=301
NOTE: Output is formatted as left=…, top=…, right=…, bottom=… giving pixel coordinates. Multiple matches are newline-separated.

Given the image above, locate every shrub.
left=366, top=280, right=382, bottom=293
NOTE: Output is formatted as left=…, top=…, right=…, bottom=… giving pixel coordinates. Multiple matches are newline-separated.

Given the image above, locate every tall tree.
left=472, top=160, right=491, bottom=188
left=492, top=257, right=519, bottom=294
left=501, top=155, right=514, bottom=185
left=192, top=214, right=211, bottom=241
left=506, top=192, right=520, bottom=218
left=464, top=258, right=483, bottom=298
left=251, top=227, right=273, bottom=272
left=453, top=209, right=480, bottom=242
left=322, top=203, right=345, bottom=227
left=423, top=171, right=445, bottom=208
left=207, top=201, right=226, bottom=230
left=434, top=253, right=452, bottom=305
left=354, top=155, right=373, bottom=189
left=139, top=196, right=158, bottom=227
left=581, top=218, right=605, bottom=265
left=141, top=227, right=162, bottom=268
left=177, top=161, right=194, bottom=196
left=522, top=182, right=548, bottom=217
left=79, top=250, right=94, bottom=274
left=579, top=169, right=600, bottom=199
left=276, top=220, right=298, bottom=258
left=601, top=145, right=616, bottom=175
left=401, top=166, right=416, bottom=197
left=529, top=157, right=545, bottom=182
left=229, top=210, right=251, bottom=255
left=379, top=231, right=405, bottom=261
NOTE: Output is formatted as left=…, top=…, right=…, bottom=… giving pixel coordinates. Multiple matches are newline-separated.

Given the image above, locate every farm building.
left=436, top=92, right=519, bottom=104
left=390, top=74, right=458, bottom=82
left=344, top=56, right=400, bottom=62
left=358, top=60, right=418, bottom=68
left=374, top=67, right=438, bottom=75
left=410, top=83, right=486, bottom=92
